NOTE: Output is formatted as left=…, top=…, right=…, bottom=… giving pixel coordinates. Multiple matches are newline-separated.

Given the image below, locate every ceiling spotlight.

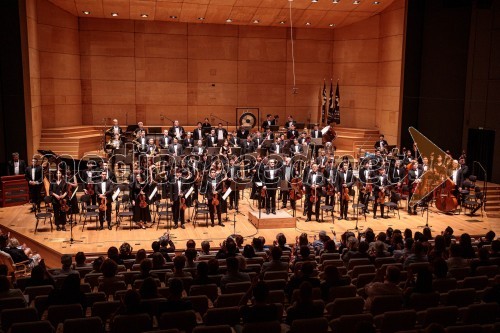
left=111, top=12, right=118, bottom=17
left=312, top=0, right=318, bottom=2
left=140, top=14, right=148, bottom=18
left=329, top=23, right=335, bottom=27
left=305, top=22, right=311, bottom=25
left=332, top=0, right=340, bottom=3
left=373, top=1, right=380, bottom=3
left=353, top=0, right=360, bottom=3
left=279, top=21, right=286, bottom=24
left=253, top=19, right=260, bottom=24
left=198, top=17, right=205, bottom=20
left=226, top=18, right=233, bottom=23
left=82, top=11, right=90, bottom=15
left=170, top=15, right=177, bottom=19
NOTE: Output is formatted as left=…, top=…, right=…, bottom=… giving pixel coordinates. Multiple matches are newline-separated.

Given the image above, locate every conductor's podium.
left=248, top=210, right=296, bottom=229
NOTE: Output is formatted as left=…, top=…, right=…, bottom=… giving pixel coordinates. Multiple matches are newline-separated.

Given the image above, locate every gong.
left=239, top=112, right=257, bottom=128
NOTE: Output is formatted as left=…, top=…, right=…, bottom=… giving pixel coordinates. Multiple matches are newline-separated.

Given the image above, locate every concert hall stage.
left=1, top=193, right=499, bottom=268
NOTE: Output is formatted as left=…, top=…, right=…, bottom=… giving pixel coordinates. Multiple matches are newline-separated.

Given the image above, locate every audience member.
left=364, top=265, right=402, bottom=310
left=285, top=281, right=324, bottom=325
left=220, top=257, right=250, bottom=292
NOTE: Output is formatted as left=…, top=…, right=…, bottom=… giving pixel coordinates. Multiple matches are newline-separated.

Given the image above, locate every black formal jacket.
left=25, top=165, right=43, bottom=184
left=7, top=160, right=26, bottom=176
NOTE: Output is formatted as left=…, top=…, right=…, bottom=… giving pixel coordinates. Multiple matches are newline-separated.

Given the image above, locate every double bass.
left=434, top=179, right=458, bottom=212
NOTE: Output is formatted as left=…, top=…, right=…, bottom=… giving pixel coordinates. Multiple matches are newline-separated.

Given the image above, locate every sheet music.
left=222, top=187, right=232, bottom=200
left=321, top=125, right=330, bottom=135
left=112, top=188, right=120, bottom=202
left=148, top=186, right=158, bottom=201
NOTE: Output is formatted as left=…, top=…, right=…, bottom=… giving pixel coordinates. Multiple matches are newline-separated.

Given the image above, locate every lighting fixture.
left=170, top=15, right=177, bottom=19
left=141, top=14, right=148, bottom=18
left=373, top=1, right=380, bottom=3
left=111, top=12, right=118, bottom=17
left=333, top=0, right=340, bottom=3
left=253, top=19, right=260, bottom=24
left=305, top=22, right=311, bottom=25
left=329, top=23, right=335, bottom=27
left=279, top=21, right=286, bottom=24
left=226, top=19, right=233, bottom=23
left=82, top=11, right=90, bottom=15
left=312, top=0, right=318, bottom=2
left=198, top=17, right=205, bottom=20
left=353, top=0, right=360, bottom=4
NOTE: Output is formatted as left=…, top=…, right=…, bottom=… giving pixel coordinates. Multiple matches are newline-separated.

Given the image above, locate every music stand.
left=231, top=147, right=241, bottom=156
left=270, top=125, right=279, bottom=132
left=207, top=147, right=219, bottom=156
left=183, top=147, right=192, bottom=155
left=295, top=123, right=305, bottom=130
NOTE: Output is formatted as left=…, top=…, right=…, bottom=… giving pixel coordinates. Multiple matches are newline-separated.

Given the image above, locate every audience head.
left=234, top=235, right=244, bottom=248
left=324, top=239, right=336, bottom=252
left=299, top=245, right=311, bottom=259
left=151, top=241, right=160, bottom=253
left=152, top=252, right=165, bottom=269
left=252, top=237, right=264, bottom=252
left=358, top=241, right=369, bottom=254
left=61, top=254, right=73, bottom=269
left=485, top=230, right=496, bottom=242
left=243, top=244, right=256, bottom=259
left=271, top=246, right=283, bottom=261
left=226, top=257, right=239, bottom=272
left=140, top=258, right=152, bottom=274
left=107, top=246, right=120, bottom=262
left=75, top=252, right=86, bottom=266
left=119, top=242, right=133, bottom=257
left=168, top=278, right=184, bottom=297
left=101, top=259, right=118, bottom=278
left=173, top=255, right=186, bottom=271
left=196, top=261, right=209, bottom=278
left=135, top=249, right=147, bottom=263
left=423, top=227, right=433, bottom=240
left=300, top=261, right=314, bottom=276
left=404, top=228, right=413, bottom=240
left=201, top=241, right=210, bottom=254
left=185, top=248, right=197, bottom=262
left=385, top=265, right=401, bottom=283
left=207, top=258, right=219, bottom=275
left=277, top=233, right=287, bottom=247
left=186, top=239, right=196, bottom=249
left=92, top=256, right=104, bottom=272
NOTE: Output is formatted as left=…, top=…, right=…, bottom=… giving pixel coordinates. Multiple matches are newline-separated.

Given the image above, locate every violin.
left=181, top=197, right=187, bottom=210
left=290, top=177, right=303, bottom=201
left=377, top=187, right=386, bottom=204
left=326, top=183, right=335, bottom=196
left=261, top=186, right=267, bottom=198
left=60, top=198, right=69, bottom=212
left=310, top=186, right=318, bottom=203
left=86, top=183, right=95, bottom=196
left=212, top=193, right=220, bottom=206
left=342, top=186, right=350, bottom=201
left=99, top=197, right=107, bottom=212
left=139, top=193, right=148, bottom=208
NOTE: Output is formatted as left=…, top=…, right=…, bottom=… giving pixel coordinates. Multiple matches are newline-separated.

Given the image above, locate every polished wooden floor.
left=1, top=189, right=499, bottom=259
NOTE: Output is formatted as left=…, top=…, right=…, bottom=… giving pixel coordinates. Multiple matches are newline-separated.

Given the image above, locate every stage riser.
left=248, top=211, right=296, bottom=229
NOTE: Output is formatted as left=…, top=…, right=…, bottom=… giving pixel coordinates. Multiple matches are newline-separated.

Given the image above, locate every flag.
left=321, top=80, right=327, bottom=125
left=333, top=80, right=340, bottom=125
left=327, top=79, right=334, bottom=124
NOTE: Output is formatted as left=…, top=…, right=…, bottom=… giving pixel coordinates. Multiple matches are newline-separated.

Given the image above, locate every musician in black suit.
left=269, top=138, right=284, bottom=155
left=193, top=140, right=205, bottom=155
left=107, top=118, right=123, bottom=136
left=50, top=169, right=68, bottom=231
left=193, top=122, right=205, bottom=142
left=304, top=164, right=324, bottom=222
left=146, top=138, right=159, bottom=156
left=262, top=159, right=281, bottom=214
left=316, top=150, right=328, bottom=168
left=407, top=161, right=423, bottom=215
left=280, top=157, right=298, bottom=210
left=168, top=120, right=185, bottom=140
left=252, top=132, right=264, bottom=150
left=95, top=171, right=114, bottom=230
left=159, top=129, right=172, bottom=149
left=134, top=121, right=147, bottom=137
left=264, top=128, right=274, bottom=141
left=373, top=168, right=390, bottom=219
left=285, top=115, right=296, bottom=130
left=237, top=126, right=250, bottom=140
left=216, top=123, right=228, bottom=141
left=129, top=173, right=151, bottom=229
left=242, top=137, right=255, bottom=154
left=323, top=159, right=338, bottom=208
left=134, top=130, right=148, bottom=153
left=206, top=129, right=219, bottom=148
left=358, top=161, right=373, bottom=214
left=261, top=114, right=275, bottom=131
left=287, top=125, right=299, bottom=140
left=7, top=153, right=26, bottom=176
left=183, top=132, right=195, bottom=149
left=228, top=133, right=240, bottom=147
left=289, top=139, right=303, bottom=156
left=310, top=125, right=323, bottom=139
left=374, top=134, right=389, bottom=152
left=338, top=163, right=355, bottom=220
left=389, top=159, right=406, bottom=186
left=226, top=158, right=240, bottom=210
left=450, top=160, right=464, bottom=203
left=203, top=169, right=225, bottom=227
left=168, top=138, right=184, bottom=156
left=170, top=169, right=187, bottom=229
left=201, top=118, right=212, bottom=136
left=100, top=162, right=117, bottom=183
left=26, top=157, right=43, bottom=212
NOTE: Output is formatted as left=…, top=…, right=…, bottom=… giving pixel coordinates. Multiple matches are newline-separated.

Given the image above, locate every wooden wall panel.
left=135, top=58, right=188, bottom=82
left=238, top=61, right=287, bottom=84
left=135, top=33, right=187, bottom=58
left=187, top=60, right=238, bottom=83
left=238, top=38, right=287, bottom=61
left=188, top=35, right=238, bottom=60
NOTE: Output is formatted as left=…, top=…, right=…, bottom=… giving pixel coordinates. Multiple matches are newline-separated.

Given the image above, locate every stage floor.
left=1, top=193, right=499, bottom=258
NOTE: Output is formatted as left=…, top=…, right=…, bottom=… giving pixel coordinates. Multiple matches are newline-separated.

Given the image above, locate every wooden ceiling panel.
left=75, top=0, right=104, bottom=17
left=130, top=0, right=156, bottom=20
left=228, top=6, right=258, bottom=24
left=102, top=0, right=131, bottom=19
left=48, top=0, right=78, bottom=15
left=179, top=3, right=208, bottom=21
left=47, top=0, right=396, bottom=29
left=155, top=2, right=183, bottom=20
left=203, top=5, right=233, bottom=23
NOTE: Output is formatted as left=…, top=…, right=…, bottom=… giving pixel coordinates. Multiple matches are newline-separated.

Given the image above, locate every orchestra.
left=20, top=116, right=477, bottom=233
